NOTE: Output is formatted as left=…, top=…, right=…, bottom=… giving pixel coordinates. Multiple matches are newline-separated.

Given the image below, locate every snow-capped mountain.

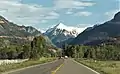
left=44, top=23, right=85, bottom=46
left=45, top=23, right=84, bottom=37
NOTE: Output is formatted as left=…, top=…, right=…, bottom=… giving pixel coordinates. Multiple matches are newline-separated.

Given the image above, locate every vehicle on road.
left=64, top=56, right=68, bottom=59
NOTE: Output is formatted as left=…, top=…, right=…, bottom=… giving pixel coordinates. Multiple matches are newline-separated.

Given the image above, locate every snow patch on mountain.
left=45, top=23, right=85, bottom=37
left=55, top=23, right=83, bottom=32
left=44, top=23, right=87, bottom=46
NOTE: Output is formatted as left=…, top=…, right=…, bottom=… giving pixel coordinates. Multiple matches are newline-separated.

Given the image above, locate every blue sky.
left=0, top=0, right=119, bottom=32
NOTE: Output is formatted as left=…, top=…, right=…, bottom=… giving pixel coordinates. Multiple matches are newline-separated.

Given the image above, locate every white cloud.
left=40, top=20, right=48, bottom=23
left=74, top=11, right=92, bottom=16
left=49, top=11, right=60, bottom=16
left=0, top=0, right=60, bottom=26
left=66, top=11, right=73, bottom=14
left=77, top=24, right=92, bottom=28
left=44, top=16, right=58, bottom=20
left=54, top=0, right=95, bottom=9
left=43, top=11, right=60, bottom=19
left=105, top=9, right=120, bottom=19
left=0, top=0, right=95, bottom=29
left=65, top=9, right=74, bottom=14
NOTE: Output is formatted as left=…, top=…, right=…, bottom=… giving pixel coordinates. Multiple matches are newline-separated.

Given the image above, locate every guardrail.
left=0, top=59, right=28, bottom=65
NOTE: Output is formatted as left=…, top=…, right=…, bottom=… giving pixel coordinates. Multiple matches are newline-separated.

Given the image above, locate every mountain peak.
left=55, top=23, right=67, bottom=29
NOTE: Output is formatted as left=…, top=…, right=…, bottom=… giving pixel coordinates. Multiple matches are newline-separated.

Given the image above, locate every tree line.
left=0, top=35, right=58, bottom=60
left=64, top=44, right=120, bottom=60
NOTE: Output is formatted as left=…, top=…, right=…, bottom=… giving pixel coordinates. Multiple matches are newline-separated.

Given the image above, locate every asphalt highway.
left=56, top=59, right=99, bottom=74
left=6, top=59, right=99, bottom=74
left=8, top=59, right=64, bottom=74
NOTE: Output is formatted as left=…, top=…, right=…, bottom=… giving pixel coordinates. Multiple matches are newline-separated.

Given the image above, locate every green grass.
left=75, top=59, right=120, bottom=74
left=0, top=57, right=56, bottom=74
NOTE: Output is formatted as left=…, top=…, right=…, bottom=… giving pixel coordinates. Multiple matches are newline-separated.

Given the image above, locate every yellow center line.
left=51, top=63, right=64, bottom=74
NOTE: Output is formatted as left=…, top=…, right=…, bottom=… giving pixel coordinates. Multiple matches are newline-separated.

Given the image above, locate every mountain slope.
left=71, top=11, right=120, bottom=45
left=44, top=23, right=84, bottom=46
left=0, top=15, right=57, bottom=48
left=0, top=16, right=41, bottom=37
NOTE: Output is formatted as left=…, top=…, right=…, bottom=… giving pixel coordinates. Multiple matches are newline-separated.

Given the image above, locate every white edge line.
left=72, top=59, right=100, bottom=74
left=2, top=59, right=58, bottom=74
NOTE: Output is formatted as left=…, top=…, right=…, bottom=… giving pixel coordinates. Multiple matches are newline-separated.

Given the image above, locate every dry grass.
left=75, top=59, right=120, bottom=74
left=0, top=57, right=55, bottom=73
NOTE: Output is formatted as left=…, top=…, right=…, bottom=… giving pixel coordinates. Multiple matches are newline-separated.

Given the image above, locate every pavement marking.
left=51, top=63, right=64, bottom=74
left=2, top=60, right=58, bottom=74
left=72, top=59, right=100, bottom=74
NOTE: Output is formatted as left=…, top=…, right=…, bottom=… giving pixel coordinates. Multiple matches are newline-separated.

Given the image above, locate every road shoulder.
left=2, top=59, right=58, bottom=74
left=72, top=59, right=100, bottom=74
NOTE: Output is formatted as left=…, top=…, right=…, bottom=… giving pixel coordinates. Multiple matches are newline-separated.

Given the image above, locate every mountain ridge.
left=44, top=23, right=85, bottom=46
left=0, top=15, right=41, bottom=39
left=71, top=11, right=120, bottom=45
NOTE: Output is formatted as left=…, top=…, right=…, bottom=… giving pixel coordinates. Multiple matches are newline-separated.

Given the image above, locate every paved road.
left=56, top=59, right=99, bottom=74
left=7, top=59, right=64, bottom=74
left=6, top=59, right=99, bottom=74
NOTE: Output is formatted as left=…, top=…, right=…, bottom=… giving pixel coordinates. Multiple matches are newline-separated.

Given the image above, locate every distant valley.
left=0, top=11, right=120, bottom=47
